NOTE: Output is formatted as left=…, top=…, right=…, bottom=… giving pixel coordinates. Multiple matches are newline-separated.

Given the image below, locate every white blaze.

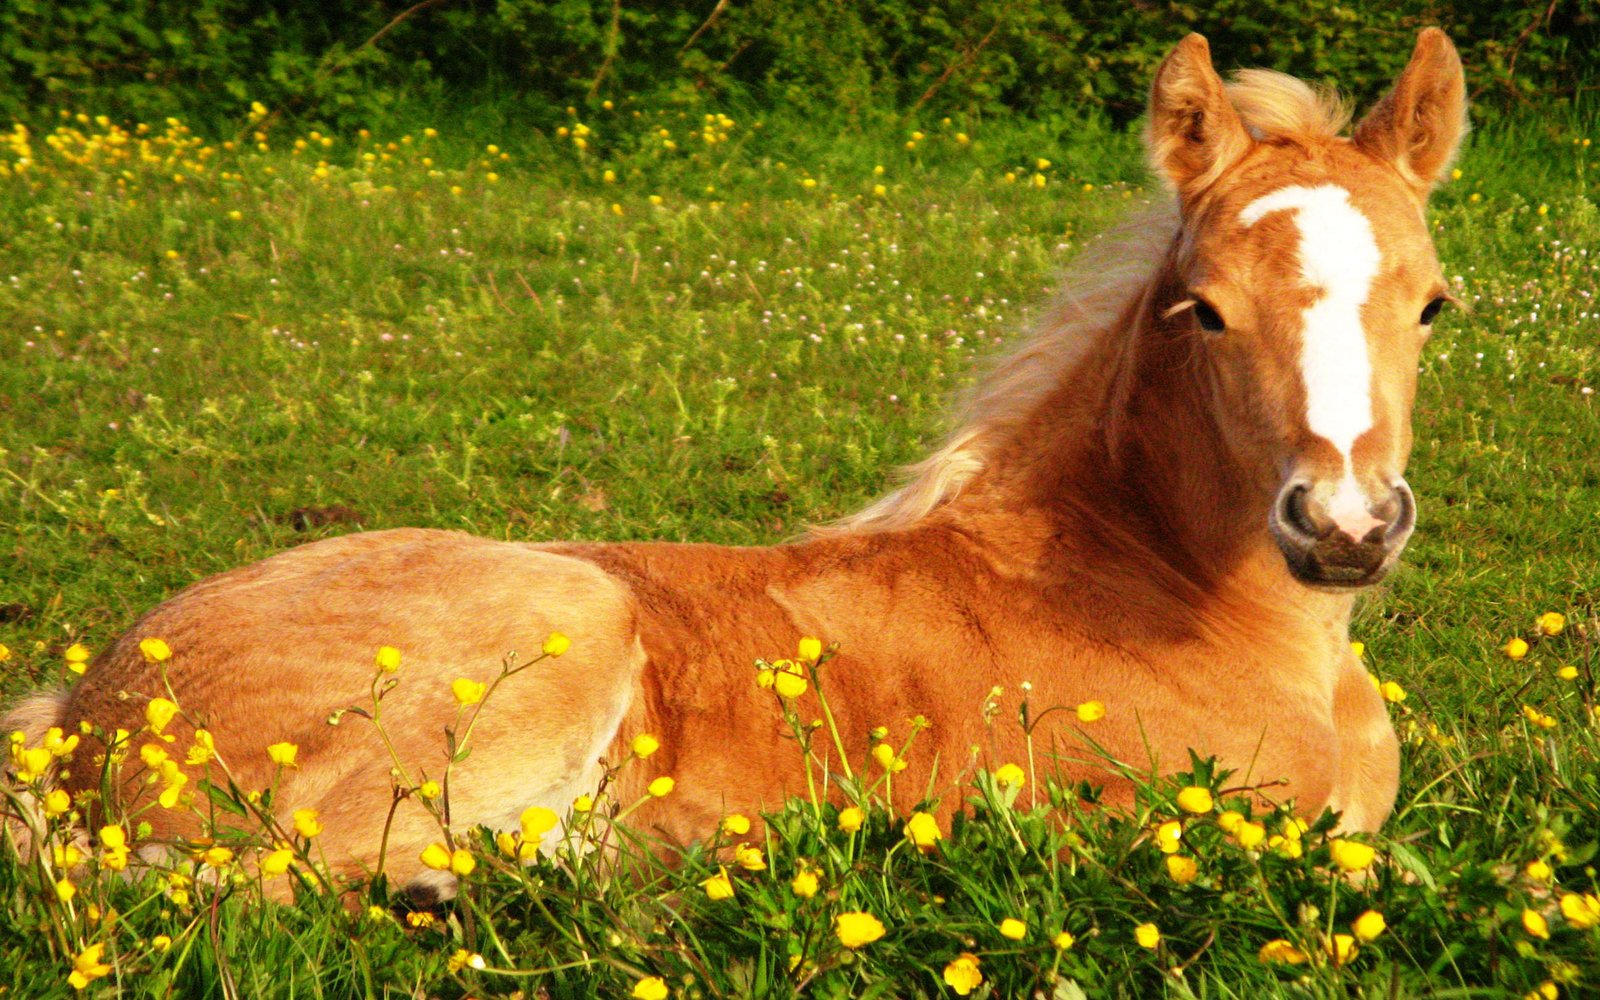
left=1239, top=184, right=1381, bottom=462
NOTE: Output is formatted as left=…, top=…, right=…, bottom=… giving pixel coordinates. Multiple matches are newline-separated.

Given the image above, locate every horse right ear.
left=1352, top=28, right=1467, bottom=195
left=1146, top=34, right=1251, bottom=200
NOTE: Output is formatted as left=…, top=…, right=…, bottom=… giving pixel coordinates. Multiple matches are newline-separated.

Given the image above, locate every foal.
left=5, top=31, right=1466, bottom=895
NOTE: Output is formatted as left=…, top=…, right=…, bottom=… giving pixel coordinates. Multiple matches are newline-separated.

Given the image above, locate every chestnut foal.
left=5, top=30, right=1466, bottom=898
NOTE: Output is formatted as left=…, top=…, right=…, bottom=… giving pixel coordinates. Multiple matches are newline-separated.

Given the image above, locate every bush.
left=0, top=0, right=1594, bottom=129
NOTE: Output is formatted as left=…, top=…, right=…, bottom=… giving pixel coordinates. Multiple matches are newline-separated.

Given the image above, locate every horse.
left=4, top=29, right=1466, bottom=901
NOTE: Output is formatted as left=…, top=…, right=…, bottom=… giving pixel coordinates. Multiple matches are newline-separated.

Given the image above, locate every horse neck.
left=947, top=264, right=1353, bottom=633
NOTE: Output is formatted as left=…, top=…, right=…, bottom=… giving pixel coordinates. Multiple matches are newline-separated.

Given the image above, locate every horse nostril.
left=1385, top=481, right=1417, bottom=541
left=1279, top=483, right=1319, bottom=539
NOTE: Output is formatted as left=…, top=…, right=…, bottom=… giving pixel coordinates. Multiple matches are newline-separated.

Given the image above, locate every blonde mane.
left=823, top=70, right=1350, bottom=536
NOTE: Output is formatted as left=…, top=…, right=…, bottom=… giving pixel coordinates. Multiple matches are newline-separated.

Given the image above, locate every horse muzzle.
left=1269, top=477, right=1416, bottom=588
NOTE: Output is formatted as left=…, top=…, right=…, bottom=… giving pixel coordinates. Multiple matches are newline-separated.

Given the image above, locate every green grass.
left=1, top=102, right=1597, bottom=998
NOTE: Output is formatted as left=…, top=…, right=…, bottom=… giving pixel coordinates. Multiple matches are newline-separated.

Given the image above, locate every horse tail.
left=1, top=688, right=74, bottom=859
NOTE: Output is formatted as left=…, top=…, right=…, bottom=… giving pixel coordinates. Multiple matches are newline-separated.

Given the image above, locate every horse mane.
left=820, top=69, right=1348, bottom=536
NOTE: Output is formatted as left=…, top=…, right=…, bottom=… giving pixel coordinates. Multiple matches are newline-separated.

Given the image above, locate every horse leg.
left=1324, top=654, right=1400, bottom=833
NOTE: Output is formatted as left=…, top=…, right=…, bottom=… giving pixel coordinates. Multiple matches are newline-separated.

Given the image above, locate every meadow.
left=0, top=97, right=1597, bottom=998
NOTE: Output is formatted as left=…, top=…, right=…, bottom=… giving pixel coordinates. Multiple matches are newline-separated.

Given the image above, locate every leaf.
left=197, top=779, right=249, bottom=818
left=1053, top=981, right=1090, bottom=1000
left=1387, top=841, right=1437, bottom=891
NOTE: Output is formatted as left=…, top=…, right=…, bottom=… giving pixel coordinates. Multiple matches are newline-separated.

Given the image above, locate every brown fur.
left=3, top=32, right=1467, bottom=893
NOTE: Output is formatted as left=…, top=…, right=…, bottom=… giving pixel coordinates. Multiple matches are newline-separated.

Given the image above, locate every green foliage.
left=0, top=0, right=1595, bottom=129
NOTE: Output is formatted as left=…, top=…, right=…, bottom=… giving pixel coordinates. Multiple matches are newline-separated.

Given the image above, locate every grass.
left=0, top=98, right=1597, bottom=998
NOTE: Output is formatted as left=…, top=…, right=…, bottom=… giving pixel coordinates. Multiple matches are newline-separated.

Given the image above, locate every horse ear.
left=1146, top=34, right=1251, bottom=199
left=1353, top=28, right=1467, bottom=194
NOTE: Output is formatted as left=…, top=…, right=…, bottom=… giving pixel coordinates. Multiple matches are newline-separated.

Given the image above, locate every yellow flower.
left=701, top=866, right=735, bottom=900
left=1537, top=612, right=1566, bottom=636
left=872, top=183, right=887, bottom=197
left=631, top=977, right=669, bottom=1000
left=1235, top=821, right=1267, bottom=850
left=138, top=637, right=172, bottom=662
left=418, top=780, right=441, bottom=800
left=450, top=678, right=487, bottom=706
left=542, top=632, right=571, bottom=657
left=1155, top=819, right=1182, bottom=854
left=790, top=868, right=819, bottom=898
left=1559, top=892, right=1600, bottom=929
left=43, top=727, right=78, bottom=757
left=942, top=953, right=983, bottom=995
left=1522, top=908, right=1551, bottom=939
left=145, top=697, right=179, bottom=735
left=13, top=745, right=52, bottom=782
left=1053, top=930, right=1076, bottom=950
left=1329, top=838, right=1376, bottom=873
left=1326, top=934, right=1358, bottom=966
left=1258, top=939, right=1308, bottom=964
left=446, top=949, right=486, bottom=972
left=1521, top=704, right=1558, bottom=730
left=999, top=917, right=1026, bottom=940
left=1076, top=700, right=1105, bottom=723
left=156, top=760, right=188, bottom=808
left=1380, top=680, right=1407, bottom=703
left=797, top=636, right=823, bottom=661
left=1525, top=983, right=1558, bottom=1000
left=838, top=806, right=864, bottom=832
left=0, top=643, right=9, bottom=662
left=185, top=729, right=215, bottom=765
left=1176, top=786, right=1214, bottom=814
left=1557, top=665, right=1579, bottom=681
left=1504, top=637, right=1530, bottom=659
left=1217, top=810, right=1243, bottom=833
left=1165, top=854, right=1198, bottom=885
left=1351, top=909, right=1387, bottom=942
left=260, top=848, right=294, bottom=876
left=905, top=811, right=942, bottom=852
left=1350, top=640, right=1365, bottom=658
left=573, top=794, right=594, bottom=813
left=722, top=813, right=750, bottom=836
left=835, top=911, right=886, bottom=949
left=1134, top=923, right=1160, bottom=949
left=872, top=743, right=906, bottom=772
left=632, top=733, right=661, bottom=759
left=292, top=808, right=323, bottom=839
left=202, top=846, right=234, bottom=867
left=374, top=645, right=401, bottom=672
left=520, top=805, right=558, bottom=840
left=993, top=763, right=1026, bottom=788
left=68, top=942, right=111, bottom=989
left=450, top=849, right=475, bottom=876
left=266, top=742, right=298, bottom=768
left=151, top=935, right=172, bottom=952
left=773, top=668, right=808, bottom=699
left=64, top=643, right=91, bottom=674
left=56, top=877, right=76, bottom=902
left=1525, top=859, right=1553, bottom=882
left=43, top=789, right=72, bottom=817
left=734, top=843, right=766, bottom=871
left=420, top=843, right=452, bottom=871
left=647, top=776, right=675, bottom=797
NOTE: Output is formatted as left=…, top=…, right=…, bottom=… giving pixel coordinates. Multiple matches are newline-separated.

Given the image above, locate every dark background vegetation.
left=0, top=0, right=1594, bottom=130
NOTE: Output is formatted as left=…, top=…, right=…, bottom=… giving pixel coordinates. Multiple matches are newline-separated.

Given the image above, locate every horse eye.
left=1419, top=297, right=1447, bottom=325
left=1192, top=300, right=1226, bottom=333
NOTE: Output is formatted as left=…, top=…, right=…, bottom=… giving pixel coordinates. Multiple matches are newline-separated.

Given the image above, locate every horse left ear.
left=1353, top=28, right=1468, bottom=194
left=1146, top=34, right=1252, bottom=200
